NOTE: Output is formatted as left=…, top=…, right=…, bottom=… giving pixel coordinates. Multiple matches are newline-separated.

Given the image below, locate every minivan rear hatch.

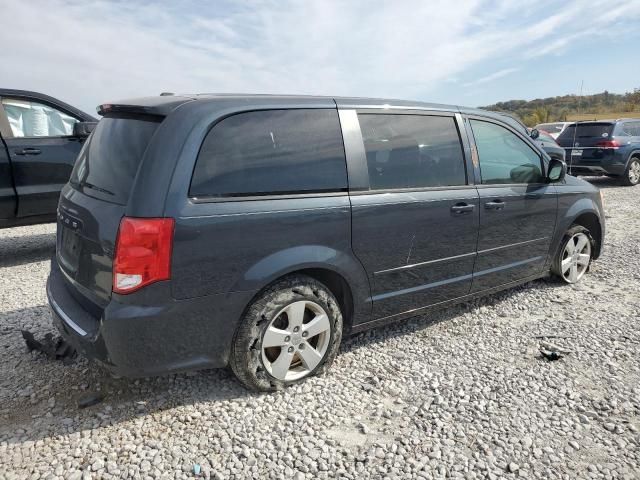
left=57, top=114, right=162, bottom=308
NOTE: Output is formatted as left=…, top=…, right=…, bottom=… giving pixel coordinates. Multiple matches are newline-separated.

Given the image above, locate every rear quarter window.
left=190, top=109, right=347, bottom=198
left=70, top=115, right=161, bottom=205
left=617, top=122, right=640, bottom=136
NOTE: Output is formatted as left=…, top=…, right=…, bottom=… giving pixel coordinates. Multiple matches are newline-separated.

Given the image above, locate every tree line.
left=481, top=88, right=640, bottom=126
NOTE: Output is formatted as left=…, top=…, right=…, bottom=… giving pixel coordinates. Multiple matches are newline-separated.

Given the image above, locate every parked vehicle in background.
left=534, top=122, right=572, bottom=139
left=0, top=89, right=97, bottom=228
left=48, top=94, right=605, bottom=391
left=556, top=119, right=640, bottom=186
left=532, top=129, right=566, bottom=162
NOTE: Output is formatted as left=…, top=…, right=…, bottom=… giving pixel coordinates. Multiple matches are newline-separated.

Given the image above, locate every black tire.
left=229, top=275, right=343, bottom=391
left=551, top=224, right=594, bottom=284
left=620, top=157, right=640, bottom=186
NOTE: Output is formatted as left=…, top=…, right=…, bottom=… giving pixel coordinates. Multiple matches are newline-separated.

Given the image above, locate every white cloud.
left=463, top=68, right=520, bottom=87
left=0, top=0, right=638, bottom=114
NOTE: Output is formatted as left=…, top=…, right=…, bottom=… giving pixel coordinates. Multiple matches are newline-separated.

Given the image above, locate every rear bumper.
left=567, top=165, right=625, bottom=176
left=565, top=150, right=627, bottom=176
left=47, top=259, right=255, bottom=377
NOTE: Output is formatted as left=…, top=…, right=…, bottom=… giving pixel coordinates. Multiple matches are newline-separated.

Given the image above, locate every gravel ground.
left=1, top=178, right=639, bottom=480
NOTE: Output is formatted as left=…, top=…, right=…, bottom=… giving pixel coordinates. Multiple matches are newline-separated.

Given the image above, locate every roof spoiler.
left=97, top=103, right=165, bottom=117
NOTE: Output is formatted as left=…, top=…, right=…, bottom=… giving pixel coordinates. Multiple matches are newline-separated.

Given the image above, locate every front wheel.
left=551, top=225, right=594, bottom=284
left=621, top=157, right=640, bottom=186
left=230, top=275, right=343, bottom=391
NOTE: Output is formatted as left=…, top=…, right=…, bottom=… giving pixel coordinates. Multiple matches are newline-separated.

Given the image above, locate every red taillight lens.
left=113, top=217, right=175, bottom=294
left=595, top=140, right=620, bottom=149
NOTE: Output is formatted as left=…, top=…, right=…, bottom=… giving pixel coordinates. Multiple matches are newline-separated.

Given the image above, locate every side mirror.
left=529, top=128, right=540, bottom=140
left=547, top=158, right=566, bottom=183
left=73, top=121, right=97, bottom=138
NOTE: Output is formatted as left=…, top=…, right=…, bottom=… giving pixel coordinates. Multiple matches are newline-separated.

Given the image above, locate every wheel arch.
left=626, top=149, right=640, bottom=164
left=231, top=245, right=372, bottom=332
left=570, top=211, right=603, bottom=259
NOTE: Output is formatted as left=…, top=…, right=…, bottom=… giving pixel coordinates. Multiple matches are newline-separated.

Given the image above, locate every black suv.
left=556, top=119, right=640, bottom=186
left=48, top=95, right=605, bottom=391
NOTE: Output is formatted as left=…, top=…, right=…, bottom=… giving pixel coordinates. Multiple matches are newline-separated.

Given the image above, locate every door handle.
left=450, top=203, right=475, bottom=215
left=15, top=148, right=41, bottom=156
left=484, top=200, right=506, bottom=210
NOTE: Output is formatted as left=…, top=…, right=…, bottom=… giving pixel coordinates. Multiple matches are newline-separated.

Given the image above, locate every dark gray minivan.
left=48, top=95, right=605, bottom=390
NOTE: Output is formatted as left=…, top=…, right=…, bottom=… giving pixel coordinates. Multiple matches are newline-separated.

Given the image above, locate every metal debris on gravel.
left=1, top=178, right=639, bottom=479
left=21, top=330, right=77, bottom=364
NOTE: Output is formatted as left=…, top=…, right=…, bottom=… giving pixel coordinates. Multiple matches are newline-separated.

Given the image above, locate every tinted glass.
left=70, top=116, right=160, bottom=205
left=190, top=109, right=347, bottom=197
left=358, top=114, right=466, bottom=190
left=2, top=98, right=78, bottom=137
left=558, top=123, right=614, bottom=140
left=471, top=120, right=543, bottom=184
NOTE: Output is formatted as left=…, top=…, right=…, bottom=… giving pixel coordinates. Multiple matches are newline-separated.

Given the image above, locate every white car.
left=534, top=122, right=572, bottom=139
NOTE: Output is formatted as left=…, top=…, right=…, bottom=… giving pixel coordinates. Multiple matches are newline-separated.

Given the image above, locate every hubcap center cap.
left=291, top=333, right=302, bottom=344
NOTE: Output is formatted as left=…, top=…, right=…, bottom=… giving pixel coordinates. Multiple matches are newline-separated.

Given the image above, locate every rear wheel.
left=552, top=225, right=593, bottom=284
left=621, top=157, right=640, bottom=186
left=230, top=275, right=343, bottom=391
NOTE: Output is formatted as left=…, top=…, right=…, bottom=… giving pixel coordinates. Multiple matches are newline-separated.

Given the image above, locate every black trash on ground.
left=21, top=330, right=77, bottom=364
left=539, top=341, right=573, bottom=361
left=77, top=392, right=104, bottom=409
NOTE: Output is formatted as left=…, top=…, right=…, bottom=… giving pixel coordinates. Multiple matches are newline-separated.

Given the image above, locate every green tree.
left=531, top=107, right=550, bottom=124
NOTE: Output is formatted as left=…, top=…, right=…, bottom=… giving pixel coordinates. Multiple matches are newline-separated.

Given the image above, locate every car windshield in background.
left=558, top=123, right=614, bottom=140
left=70, top=116, right=161, bottom=205
left=536, top=123, right=564, bottom=134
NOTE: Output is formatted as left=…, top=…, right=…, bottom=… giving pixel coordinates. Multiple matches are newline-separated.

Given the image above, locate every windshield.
left=70, top=116, right=161, bottom=205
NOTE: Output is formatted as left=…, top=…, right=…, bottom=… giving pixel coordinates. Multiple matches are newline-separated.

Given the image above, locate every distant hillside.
left=481, top=88, right=640, bottom=126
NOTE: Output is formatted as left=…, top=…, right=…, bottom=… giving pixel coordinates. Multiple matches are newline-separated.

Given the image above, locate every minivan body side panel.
left=170, top=196, right=361, bottom=298
left=471, top=183, right=557, bottom=291
left=351, top=188, right=480, bottom=318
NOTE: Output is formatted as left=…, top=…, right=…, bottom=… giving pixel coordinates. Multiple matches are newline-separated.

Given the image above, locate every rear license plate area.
left=59, top=226, right=81, bottom=274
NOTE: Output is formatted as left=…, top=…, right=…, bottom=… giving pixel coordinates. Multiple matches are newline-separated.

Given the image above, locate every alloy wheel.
left=261, top=300, right=331, bottom=381
left=560, top=232, right=591, bottom=283
left=629, top=160, right=640, bottom=185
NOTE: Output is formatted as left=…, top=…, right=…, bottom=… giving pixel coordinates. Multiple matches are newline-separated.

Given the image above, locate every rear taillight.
left=113, top=217, right=174, bottom=294
left=595, top=140, right=620, bottom=149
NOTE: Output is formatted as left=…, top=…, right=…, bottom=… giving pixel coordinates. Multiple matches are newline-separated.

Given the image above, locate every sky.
left=1, top=0, right=639, bottom=116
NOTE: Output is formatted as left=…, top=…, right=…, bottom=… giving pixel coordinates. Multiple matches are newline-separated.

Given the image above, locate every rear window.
left=558, top=123, right=614, bottom=141
left=190, top=109, right=347, bottom=198
left=70, top=115, right=161, bottom=205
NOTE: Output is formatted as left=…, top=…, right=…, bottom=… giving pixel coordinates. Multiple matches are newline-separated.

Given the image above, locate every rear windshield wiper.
left=82, top=182, right=115, bottom=196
